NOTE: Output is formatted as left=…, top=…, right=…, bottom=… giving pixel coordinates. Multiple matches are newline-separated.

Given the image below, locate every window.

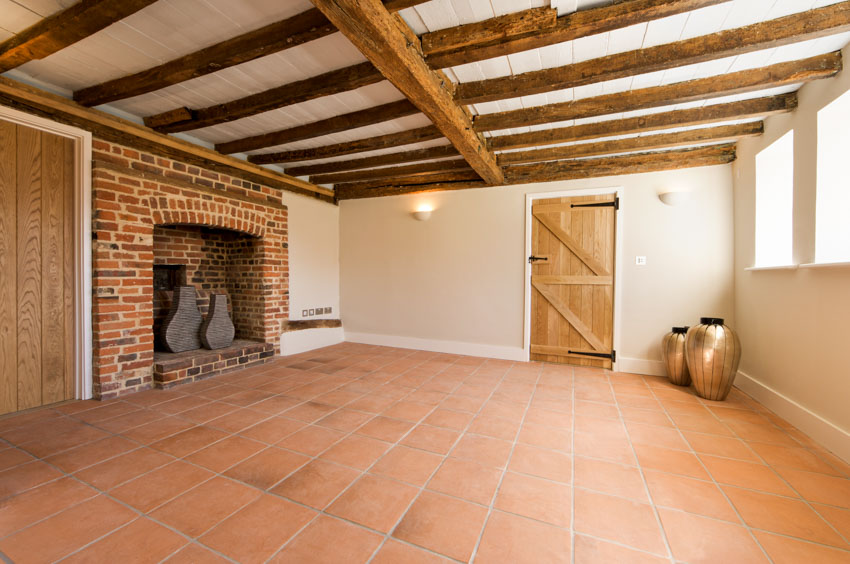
left=755, top=131, right=794, bottom=267
left=816, top=90, right=850, bottom=263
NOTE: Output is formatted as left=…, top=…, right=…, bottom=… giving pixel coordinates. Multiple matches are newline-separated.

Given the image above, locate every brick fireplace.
left=91, top=140, right=289, bottom=399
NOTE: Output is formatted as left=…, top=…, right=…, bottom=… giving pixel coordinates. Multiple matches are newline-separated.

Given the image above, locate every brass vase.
left=685, top=318, right=742, bottom=401
left=662, top=327, right=690, bottom=386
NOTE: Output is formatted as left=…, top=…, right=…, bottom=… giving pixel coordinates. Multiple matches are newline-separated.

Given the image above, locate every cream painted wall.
left=339, top=164, right=734, bottom=369
left=279, top=193, right=340, bottom=321
left=732, top=45, right=850, bottom=451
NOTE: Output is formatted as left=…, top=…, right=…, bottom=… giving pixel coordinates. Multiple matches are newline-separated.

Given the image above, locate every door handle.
left=528, top=256, right=548, bottom=264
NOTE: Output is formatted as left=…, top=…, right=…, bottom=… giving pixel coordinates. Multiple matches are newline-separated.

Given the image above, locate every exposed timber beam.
left=334, top=170, right=482, bottom=192
left=72, top=0, right=428, bottom=107
left=422, top=7, right=556, bottom=57
left=215, top=100, right=418, bottom=155
left=474, top=52, right=842, bottom=131
left=424, top=0, right=730, bottom=69
left=0, top=75, right=333, bottom=201
left=310, top=0, right=504, bottom=185
left=456, top=1, right=850, bottom=104
left=497, top=122, right=763, bottom=165
left=506, top=144, right=736, bottom=185
left=284, top=145, right=460, bottom=176
left=490, top=94, right=796, bottom=151
left=310, top=158, right=470, bottom=184
left=336, top=144, right=737, bottom=199
left=0, top=0, right=157, bottom=73
left=249, top=126, right=443, bottom=165
left=146, top=62, right=384, bottom=133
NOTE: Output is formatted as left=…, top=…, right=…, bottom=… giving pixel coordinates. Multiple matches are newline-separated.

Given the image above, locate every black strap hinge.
left=571, top=197, right=619, bottom=211
left=569, top=349, right=616, bottom=362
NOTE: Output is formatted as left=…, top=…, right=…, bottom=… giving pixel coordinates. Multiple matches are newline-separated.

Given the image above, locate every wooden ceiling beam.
left=505, top=144, right=737, bottom=184
left=0, top=0, right=157, bottom=73
left=422, top=7, right=556, bottom=57
left=0, top=75, right=333, bottom=201
left=475, top=52, right=842, bottom=131
left=334, top=170, right=482, bottom=192
left=310, top=0, right=504, bottom=185
left=497, top=122, right=763, bottom=166
left=72, top=0, right=428, bottom=107
left=310, top=158, right=470, bottom=184
left=284, top=145, right=460, bottom=176
left=336, top=144, right=737, bottom=199
left=457, top=2, right=850, bottom=104
left=425, top=0, right=731, bottom=69
left=215, top=99, right=418, bottom=155
left=146, top=62, right=384, bottom=133
left=249, top=125, right=443, bottom=165
left=278, top=90, right=794, bottom=174
left=490, top=93, right=796, bottom=151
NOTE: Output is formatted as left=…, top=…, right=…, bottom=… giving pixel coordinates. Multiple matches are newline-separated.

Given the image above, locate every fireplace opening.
left=151, top=224, right=275, bottom=386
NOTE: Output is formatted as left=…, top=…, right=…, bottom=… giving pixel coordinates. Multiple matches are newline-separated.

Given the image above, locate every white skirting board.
left=735, top=371, right=850, bottom=464
left=616, top=357, right=666, bottom=377
left=280, top=327, right=344, bottom=356
left=344, top=331, right=526, bottom=361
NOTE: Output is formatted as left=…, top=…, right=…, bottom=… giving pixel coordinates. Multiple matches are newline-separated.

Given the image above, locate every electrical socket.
left=308, top=308, right=315, bottom=316
left=301, top=309, right=308, bottom=317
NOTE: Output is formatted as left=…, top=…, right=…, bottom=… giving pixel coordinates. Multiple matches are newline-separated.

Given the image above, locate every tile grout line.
left=570, top=365, right=576, bottom=564
left=467, top=361, right=545, bottom=564
left=361, top=358, right=511, bottom=564
left=2, top=344, right=849, bottom=561
left=606, top=371, right=676, bottom=562
left=659, top=382, right=850, bottom=556
left=261, top=351, right=495, bottom=563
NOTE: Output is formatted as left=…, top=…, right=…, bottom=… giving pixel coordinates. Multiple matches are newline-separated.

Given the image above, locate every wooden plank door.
left=530, top=194, right=616, bottom=369
left=0, top=119, right=76, bottom=415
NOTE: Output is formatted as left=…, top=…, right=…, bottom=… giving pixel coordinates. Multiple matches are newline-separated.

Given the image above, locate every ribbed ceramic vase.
left=200, top=293, right=235, bottom=350
left=662, top=326, right=690, bottom=386
left=161, top=286, right=202, bottom=353
left=684, top=317, right=742, bottom=401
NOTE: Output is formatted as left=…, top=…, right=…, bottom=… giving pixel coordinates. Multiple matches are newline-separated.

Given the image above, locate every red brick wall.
left=91, top=139, right=289, bottom=399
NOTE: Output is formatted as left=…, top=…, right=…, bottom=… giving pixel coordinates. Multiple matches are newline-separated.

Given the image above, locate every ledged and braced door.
left=530, top=194, right=617, bottom=369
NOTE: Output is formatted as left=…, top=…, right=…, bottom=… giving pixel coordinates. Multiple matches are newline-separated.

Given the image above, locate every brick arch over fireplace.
left=149, top=196, right=266, bottom=239
left=91, top=140, right=289, bottom=399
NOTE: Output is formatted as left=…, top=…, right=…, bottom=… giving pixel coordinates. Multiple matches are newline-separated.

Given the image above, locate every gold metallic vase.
left=662, top=327, right=690, bottom=386
left=685, top=318, right=742, bottom=401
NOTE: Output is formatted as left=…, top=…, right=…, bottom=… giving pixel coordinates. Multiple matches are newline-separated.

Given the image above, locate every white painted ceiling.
left=2, top=0, right=850, bottom=175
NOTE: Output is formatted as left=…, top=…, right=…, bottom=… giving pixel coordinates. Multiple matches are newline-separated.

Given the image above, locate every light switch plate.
left=308, top=309, right=315, bottom=316
left=635, top=256, right=647, bottom=266
left=302, top=309, right=308, bottom=316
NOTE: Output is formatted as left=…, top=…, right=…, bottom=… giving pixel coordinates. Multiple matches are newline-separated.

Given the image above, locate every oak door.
left=0, top=119, right=76, bottom=415
left=530, top=194, right=616, bottom=369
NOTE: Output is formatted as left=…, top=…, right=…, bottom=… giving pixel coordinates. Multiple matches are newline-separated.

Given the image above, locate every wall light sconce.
left=658, top=190, right=691, bottom=206
left=412, top=205, right=433, bottom=221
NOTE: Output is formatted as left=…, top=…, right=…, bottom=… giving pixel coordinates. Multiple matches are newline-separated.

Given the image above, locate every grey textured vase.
left=685, top=317, right=742, bottom=401
left=662, top=326, right=690, bottom=386
left=161, top=286, right=202, bottom=353
left=200, top=293, right=235, bottom=350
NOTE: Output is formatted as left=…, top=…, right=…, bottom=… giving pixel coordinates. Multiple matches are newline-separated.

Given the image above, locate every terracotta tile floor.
left=1, top=343, right=849, bottom=563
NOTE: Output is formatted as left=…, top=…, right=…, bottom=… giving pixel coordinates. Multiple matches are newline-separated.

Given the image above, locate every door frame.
left=523, top=186, right=625, bottom=370
left=0, top=104, right=93, bottom=401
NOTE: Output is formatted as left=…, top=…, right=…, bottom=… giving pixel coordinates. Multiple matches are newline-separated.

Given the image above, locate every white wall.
left=339, top=164, right=735, bottom=370
left=279, top=193, right=340, bottom=321
left=732, top=45, right=850, bottom=460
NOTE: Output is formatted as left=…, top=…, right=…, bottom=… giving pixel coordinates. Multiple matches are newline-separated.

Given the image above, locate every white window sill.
left=799, top=261, right=850, bottom=269
left=744, top=265, right=799, bottom=271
